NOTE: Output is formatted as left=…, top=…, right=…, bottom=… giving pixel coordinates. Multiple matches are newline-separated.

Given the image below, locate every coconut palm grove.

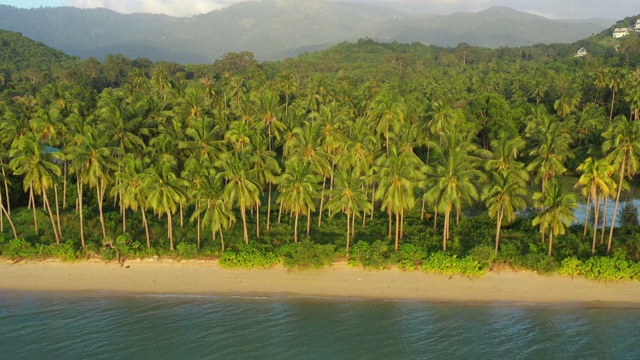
left=1, top=25, right=640, bottom=279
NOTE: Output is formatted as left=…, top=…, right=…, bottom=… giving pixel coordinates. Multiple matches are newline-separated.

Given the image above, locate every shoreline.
left=1, top=259, right=640, bottom=307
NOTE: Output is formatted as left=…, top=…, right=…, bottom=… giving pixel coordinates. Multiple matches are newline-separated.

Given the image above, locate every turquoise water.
left=1, top=291, right=639, bottom=359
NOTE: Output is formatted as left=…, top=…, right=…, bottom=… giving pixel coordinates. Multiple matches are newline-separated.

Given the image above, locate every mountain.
left=0, top=29, right=77, bottom=73
left=0, top=1, right=609, bottom=64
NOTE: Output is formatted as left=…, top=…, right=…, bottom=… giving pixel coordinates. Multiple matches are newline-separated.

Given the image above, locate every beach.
left=0, top=259, right=639, bottom=306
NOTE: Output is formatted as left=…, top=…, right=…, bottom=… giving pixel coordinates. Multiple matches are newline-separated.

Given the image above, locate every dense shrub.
left=219, top=245, right=280, bottom=268
left=279, top=240, right=335, bottom=269
left=46, top=240, right=81, bottom=261
left=565, top=256, right=636, bottom=281
left=394, top=244, right=428, bottom=271
left=349, top=240, right=393, bottom=269
left=515, top=253, right=559, bottom=274
left=1, top=238, right=38, bottom=259
left=420, top=252, right=485, bottom=277
left=176, top=242, right=199, bottom=259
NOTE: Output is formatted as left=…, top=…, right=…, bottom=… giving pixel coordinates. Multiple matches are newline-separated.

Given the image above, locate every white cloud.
left=64, top=0, right=250, bottom=17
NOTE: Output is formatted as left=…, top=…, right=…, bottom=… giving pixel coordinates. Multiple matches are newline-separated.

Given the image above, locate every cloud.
left=64, top=0, right=248, bottom=17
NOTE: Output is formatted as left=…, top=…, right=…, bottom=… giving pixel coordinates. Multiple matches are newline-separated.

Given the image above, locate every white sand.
left=1, top=259, right=639, bottom=306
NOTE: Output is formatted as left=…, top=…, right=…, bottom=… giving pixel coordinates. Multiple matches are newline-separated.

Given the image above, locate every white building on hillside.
left=613, top=27, right=631, bottom=38
left=574, top=47, right=588, bottom=57
left=635, top=19, right=640, bottom=31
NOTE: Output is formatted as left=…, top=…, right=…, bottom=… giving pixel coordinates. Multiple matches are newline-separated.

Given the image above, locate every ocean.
left=0, top=291, right=638, bottom=359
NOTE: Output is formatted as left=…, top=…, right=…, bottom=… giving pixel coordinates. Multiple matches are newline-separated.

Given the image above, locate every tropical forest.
left=1, top=17, right=640, bottom=281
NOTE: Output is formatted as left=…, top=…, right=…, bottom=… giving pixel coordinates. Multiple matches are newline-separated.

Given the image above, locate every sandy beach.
left=1, top=259, right=639, bottom=306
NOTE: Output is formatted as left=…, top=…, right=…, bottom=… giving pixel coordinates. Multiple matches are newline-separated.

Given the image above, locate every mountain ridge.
left=0, top=1, right=610, bottom=64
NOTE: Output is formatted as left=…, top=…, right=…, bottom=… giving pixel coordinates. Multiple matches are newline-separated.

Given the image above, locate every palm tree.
left=374, top=147, right=423, bottom=250
left=9, top=134, right=62, bottom=244
left=216, top=149, right=261, bottom=245
left=368, top=90, right=405, bottom=156
left=0, top=160, right=17, bottom=239
left=142, top=161, right=187, bottom=251
left=111, top=154, right=152, bottom=248
left=67, top=126, right=121, bottom=243
left=482, top=170, right=528, bottom=255
left=575, top=157, right=614, bottom=254
left=275, top=159, right=320, bottom=243
left=602, top=116, right=640, bottom=255
left=606, top=67, right=625, bottom=122
left=191, top=174, right=235, bottom=253
left=532, top=180, right=578, bottom=256
left=326, top=169, right=372, bottom=253
left=425, top=129, right=482, bottom=251
left=249, top=135, right=281, bottom=233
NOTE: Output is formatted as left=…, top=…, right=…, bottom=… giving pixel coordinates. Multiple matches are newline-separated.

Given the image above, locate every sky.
left=0, top=0, right=636, bottom=19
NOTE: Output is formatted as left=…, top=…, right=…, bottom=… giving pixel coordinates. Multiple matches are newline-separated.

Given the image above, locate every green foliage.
left=560, top=256, right=639, bottom=281
left=349, top=240, right=393, bottom=269
left=1, top=238, right=38, bottom=259
left=219, top=245, right=280, bottom=269
left=468, top=244, right=496, bottom=270
left=279, top=240, right=335, bottom=269
left=420, top=252, right=485, bottom=277
left=515, top=253, right=559, bottom=274
left=46, top=240, right=81, bottom=261
left=559, top=256, right=582, bottom=278
left=176, top=242, right=199, bottom=259
left=394, top=244, right=428, bottom=271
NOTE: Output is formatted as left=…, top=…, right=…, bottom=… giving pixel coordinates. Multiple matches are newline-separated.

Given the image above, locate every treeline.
left=1, top=37, right=640, bottom=278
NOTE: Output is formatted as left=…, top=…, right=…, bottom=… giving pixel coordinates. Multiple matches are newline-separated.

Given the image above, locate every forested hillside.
left=0, top=2, right=609, bottom=63
left=1, top=24, right=640, bottom=279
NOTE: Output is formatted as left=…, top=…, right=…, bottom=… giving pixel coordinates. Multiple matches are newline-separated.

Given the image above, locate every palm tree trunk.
left=2, top=166, right=10, bottom=216
left=256, top=203, right=260, bottom=238
left=168, top=210, right=174, bottom=251
left=142, top=209, right=150, bottom=249
left=97, top=182, right=107, bottom=239
left=219, top=227, right=225, bottom=253
left=278, top=201, right=283, bottom=224
left=443, top=210, right=450, bottom=251
left=54, top=184, right=62, bottom=239
left=592, top=194, right=601, bottom=255
left=608, top=156, right=626, bottom=255
left=351, top=209, right=356, bottom=238
left=267, top=183, right=272, bottom=231
left=0, top=189, right=3, bottom=232
left=180, top=204, right=184, bottom=228
left=370, top=183, right=376, bottom=220
left=601, top=196, right=609, bottom=245
left=395, top=211, right=400, bottom=251
left=241, top=204, right=249, bottom=245
left=495, top=206, right=504, bottom=255
left=78, top=177, right=84, bottom=248
left=63, top=160, right=67, bottom=209
left=346, top=210, right=350, bottom=254
left=388, top=210, right=392, bottom=240
left=610, top=90, right=616, bottom=122
left=434, top=209, right=438, bottom=231
left=0, top=200, right=17, bottom=239
left=196, top=202, right=201, bottom=249
left=421, top=197, right=426, bottom=220
left=294, top=211, right=299, bottom=244
left=583, top=190, right=591, bottom=236
left=548, top=228, right=554, bottom=256
left=30, top=183, right=38, bottom=234
left=306, top=208, right=311, bottom=237
left=121, top=202, right=126, bottom=233
left=318, top=177, right=326, bottom=226
left=400, top=209, right=405, bottom=239
left=42, top=187, right=60, bottom=245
